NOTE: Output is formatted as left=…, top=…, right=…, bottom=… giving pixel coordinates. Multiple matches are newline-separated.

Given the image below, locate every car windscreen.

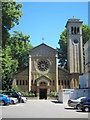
left=17, top=92, right=23, bottom=96
left=81, top=98, right=87, bottom=102
left=74, top=97, right=80, bottom=100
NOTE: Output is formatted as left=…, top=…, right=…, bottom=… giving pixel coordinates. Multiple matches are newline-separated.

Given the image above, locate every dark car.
left=78, top=98, right=90, bottom=112
left=2, top=91, right=22, bottom=103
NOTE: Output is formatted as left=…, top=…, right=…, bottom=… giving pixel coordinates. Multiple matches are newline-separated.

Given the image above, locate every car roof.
left=73, top=97, right=86, bottom=100
left=81, top=98, right=90, bottom=101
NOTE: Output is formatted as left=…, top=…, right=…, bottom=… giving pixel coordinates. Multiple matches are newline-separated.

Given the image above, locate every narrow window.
left=53, top=80, right=54, bottom=86
left=20, top=80, right=21, bottom=85
left=67, top=80, right=69, bottom=86
left=35, top=80, right=36, bottom=86
left=23, top=80, right=24, bottom=85
left=16, top=80, right=18, bottom=85
left=58, top=80, right=60, bottom=85
left=50, top=80, right=51, bottom=85
left=65, top=80, right=66, bottom=86
left=26, top=80, right=27, bottom=85
left=31, top=80, right=33, bottom=86
left=62, top=80, right=63, bottom=85
left=77, top=27, right=79, bottom=34
left=71, top=27, right=73, bottom=34
left=74, top=27, right=76, bottom=34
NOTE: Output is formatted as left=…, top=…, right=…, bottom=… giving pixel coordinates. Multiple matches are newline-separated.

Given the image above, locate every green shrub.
left=50, top=91, right=58, bottom=97
left=0, top=90, right=8, bottom=93
left=10, top=86, right=35, bottom=97
left=11, top=86, right=21, bottom=92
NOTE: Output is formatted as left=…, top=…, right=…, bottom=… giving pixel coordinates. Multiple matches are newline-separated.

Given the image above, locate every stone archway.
left=36, top=76, right=51, bottom=99
left=38, top=80, right=49, bottom=99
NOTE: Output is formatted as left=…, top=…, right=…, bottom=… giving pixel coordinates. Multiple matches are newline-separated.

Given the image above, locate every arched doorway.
left=39, top=82, right=47, bottom=99
left=36, top=75, right=51, bottom=99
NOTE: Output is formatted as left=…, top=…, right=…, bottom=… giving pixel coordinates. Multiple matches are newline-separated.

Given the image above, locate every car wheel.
left=0, top=100, right=5, bottom=106
left=84, top=107, right=89, bottom=112
left=76, top=105, right=80, bottom=110
left=11, top=100, right=14, bottom=104
left=22, top=100, right=24, bottom=103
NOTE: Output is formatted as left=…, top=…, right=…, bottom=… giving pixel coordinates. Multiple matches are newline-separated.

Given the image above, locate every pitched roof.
left=29, top=43, right=58, bottom=53
left=35, top=75, right=52, bottom=81
left=14, top=66, right=29, bottom=75
left=58, top=66, right=70, bottom=74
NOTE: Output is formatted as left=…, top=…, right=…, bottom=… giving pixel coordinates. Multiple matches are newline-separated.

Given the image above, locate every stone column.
left=37, top=85, right=39, bottom=99
left=80, top=33, right=83, bottom=73
left=29, top=55, right=31, bottom=92
left=55, top=54, right=58, bottom=92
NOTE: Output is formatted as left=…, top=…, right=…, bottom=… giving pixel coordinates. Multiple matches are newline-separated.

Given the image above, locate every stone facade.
left=84, top=39, right=90, bottom=88
left=66, top=18, right=83, bottom=74
left=13, top=18, right=84, bottom=99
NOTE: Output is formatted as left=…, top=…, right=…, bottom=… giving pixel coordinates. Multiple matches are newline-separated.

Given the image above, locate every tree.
left=58, top=24, right=90, bottom=69
left=9, top=31, right=33, bottom=70
left=2, top=2, right=33, bottom=90
left=2, top=2, right=23, bottom=48
left=2, top=45, right=18, bottom=90
left=57, top=29, right=67, bottom=69
left=2, top=31, right=33, bottom=90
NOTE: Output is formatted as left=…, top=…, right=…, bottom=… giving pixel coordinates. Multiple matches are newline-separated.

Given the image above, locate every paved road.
left=0, top=100, right=89, bottom=118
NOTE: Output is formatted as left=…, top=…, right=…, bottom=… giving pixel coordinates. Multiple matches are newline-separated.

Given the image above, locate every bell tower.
left=66, top=18, right=83, bottom=74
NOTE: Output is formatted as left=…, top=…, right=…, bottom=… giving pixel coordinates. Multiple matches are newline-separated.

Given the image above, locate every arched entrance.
left=39, top=82, right=47, bottom=99
left=36, top=76, right=50, bottom=99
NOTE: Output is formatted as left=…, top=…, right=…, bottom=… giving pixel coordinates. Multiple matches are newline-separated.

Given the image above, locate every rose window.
left=38, top=61, right=48, bottom=71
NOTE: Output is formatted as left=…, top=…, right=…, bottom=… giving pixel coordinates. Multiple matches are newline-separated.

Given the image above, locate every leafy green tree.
left=2, top=45, right=18, bottom=90
left=2, top=31, right=33, bottom=90
left=2, top=2, right=33, bottom=90
left=57, top=29, right=67, bottom=68
left=2, top=2, right=23, bottom=48
left=58, top=24, right=90, bottom=69
left=10, top=31, right=33, bottom=70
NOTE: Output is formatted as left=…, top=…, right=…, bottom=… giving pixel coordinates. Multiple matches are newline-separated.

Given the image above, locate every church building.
left=13, top=18, right=84, bottom=99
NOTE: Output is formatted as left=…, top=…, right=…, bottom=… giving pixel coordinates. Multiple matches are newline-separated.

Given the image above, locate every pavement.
left=0, top=100, right=89, bottom=118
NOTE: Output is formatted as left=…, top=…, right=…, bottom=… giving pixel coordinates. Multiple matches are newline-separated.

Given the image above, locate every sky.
left=10, top=2, right=88, bottom=49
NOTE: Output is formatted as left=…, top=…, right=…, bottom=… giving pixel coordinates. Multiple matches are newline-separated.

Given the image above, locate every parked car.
left=78, top=98, right=90, bottom=112
left=68, top=97, right=86, bottom=108
left=10, top=97, right=18, bottom=104
left=0, top=94, right=11, bottom=106
left=2, top=91, right=27, bottom=103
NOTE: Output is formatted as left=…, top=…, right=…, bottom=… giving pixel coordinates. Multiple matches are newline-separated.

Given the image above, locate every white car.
left=10, top=97, right=18, bottom=104
left=68, top=97, right=86, bottom=108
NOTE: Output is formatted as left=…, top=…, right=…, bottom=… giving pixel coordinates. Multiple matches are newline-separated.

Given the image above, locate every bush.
left=0, top=90, right=8, bottom=93
left=23, top=92, right=35, bottom=97
left=10, top=86, right=35, bottom=97
left=11, top=86, right=21, bottom=92
left=50, top=91, right=58, bottom=97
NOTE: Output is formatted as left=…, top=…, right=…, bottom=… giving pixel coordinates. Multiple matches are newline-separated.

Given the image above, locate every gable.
left=29, top=43, right=58, bottom=57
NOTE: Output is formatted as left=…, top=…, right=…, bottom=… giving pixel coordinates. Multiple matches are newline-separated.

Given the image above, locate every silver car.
left=10, top=97, right=18, bottom=104
left=68, top=97, right=86, bottom=108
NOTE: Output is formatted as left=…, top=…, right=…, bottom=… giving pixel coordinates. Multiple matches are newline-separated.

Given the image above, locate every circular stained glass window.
left=74, top=39, right=78, bottom=44
left=38, top=61, right=48, bottom=71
